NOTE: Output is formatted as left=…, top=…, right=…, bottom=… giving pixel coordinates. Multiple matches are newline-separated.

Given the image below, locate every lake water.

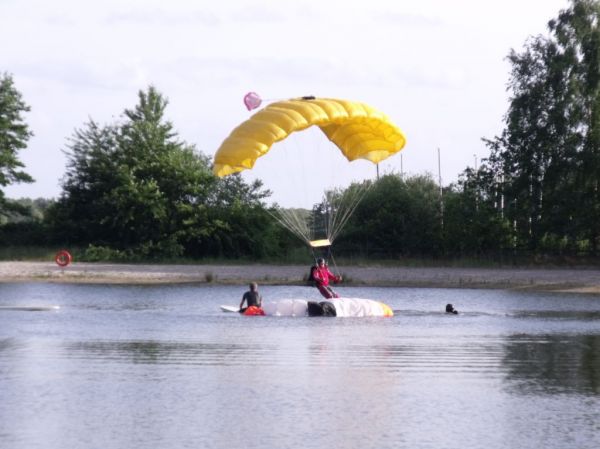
left=1, top=282, right=599, bottom=449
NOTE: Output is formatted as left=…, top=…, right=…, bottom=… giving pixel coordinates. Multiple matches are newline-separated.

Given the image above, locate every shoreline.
left=2, top=261, right=600, bottom=294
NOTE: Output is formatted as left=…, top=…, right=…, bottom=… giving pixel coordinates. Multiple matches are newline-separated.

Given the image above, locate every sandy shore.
left=2, top=261, right=600, bottom=293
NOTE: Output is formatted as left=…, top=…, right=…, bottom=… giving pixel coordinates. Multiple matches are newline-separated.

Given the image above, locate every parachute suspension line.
left=265, top=123, right=317, bottom=247
left=267, top=163, right=375, bottom=249
left=324, top=180, right=374, bottom=245
left=327, top=246, right=341, bottom=278
left=331, top=182, right=371, bottom=242
left=267, top=207, right=312, bottom=246
left=286, top=178, right=374, bottom=251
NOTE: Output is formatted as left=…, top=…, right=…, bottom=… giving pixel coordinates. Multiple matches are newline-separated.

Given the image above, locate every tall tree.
left=553, top=0, right=600, bottom=253
left=339, top=174, right=443, bottom=258
left=0, top=73, right=33, bottom=217
left=484, top=0, right=600, bottom=255
left=49, top=87, right=215, bottom=257
left=48, top=86, right=276, bottom=259
left=443, top=167, right=512, bottom=257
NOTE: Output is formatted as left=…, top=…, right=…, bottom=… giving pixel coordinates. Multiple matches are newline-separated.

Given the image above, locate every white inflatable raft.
left=261, top=298, right=393, bottom=317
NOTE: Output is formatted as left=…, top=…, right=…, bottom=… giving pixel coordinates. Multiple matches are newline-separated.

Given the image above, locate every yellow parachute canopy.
left=213, top=97, right=406, bottom=177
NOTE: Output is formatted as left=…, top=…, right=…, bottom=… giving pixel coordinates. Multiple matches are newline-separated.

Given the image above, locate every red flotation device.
left=55, top=250, right=72, bottom=267
left=243, top=306, right=265, bottom=316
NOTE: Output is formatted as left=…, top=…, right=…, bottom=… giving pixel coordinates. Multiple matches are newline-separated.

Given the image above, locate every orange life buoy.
left=55, top=250, right=72, bottom=267
left=243, top=306, right=265, bottom=316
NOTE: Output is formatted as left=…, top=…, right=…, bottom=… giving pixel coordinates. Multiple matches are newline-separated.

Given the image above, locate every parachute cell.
left=213, top=97, right=406, bottom=178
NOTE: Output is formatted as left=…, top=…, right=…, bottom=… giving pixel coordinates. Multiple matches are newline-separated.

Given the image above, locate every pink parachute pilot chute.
left=243, top=92, right=262, bottom=111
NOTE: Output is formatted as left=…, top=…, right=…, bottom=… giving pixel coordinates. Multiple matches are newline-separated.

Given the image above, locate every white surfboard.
left=220, top=305, right=240, bottom=313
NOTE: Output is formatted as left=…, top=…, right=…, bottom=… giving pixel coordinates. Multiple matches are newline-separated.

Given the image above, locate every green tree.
left=0, top=73, right=33, bottom=218
left=0, top=197, right=52, bottom=246
left=185, top=174, right=279, bottom=258
left=339, top=174, right=443, bottom=258
left=555, top=0, right=600, bottom=254
left=484, top=0, right=600, bottom=255
left=48, top=87, right=215, bottom=257
left=48, top=86, right=277, bottom=260
left=443, top=167, right=512, bottom=257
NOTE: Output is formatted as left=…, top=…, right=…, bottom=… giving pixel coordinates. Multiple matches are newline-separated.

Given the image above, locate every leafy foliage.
left=443, top=170, right=512, bottom=256
left=0, top=72, right=33, bottom=217
left=46, top=86, right=275, bottom=259
left=480, top=0, right=600, bottom=256
left=337, top=174, right=443, bottom=257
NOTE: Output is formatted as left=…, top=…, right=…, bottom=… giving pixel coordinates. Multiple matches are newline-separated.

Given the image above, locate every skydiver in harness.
left=311, top=258, right=342, bottom=299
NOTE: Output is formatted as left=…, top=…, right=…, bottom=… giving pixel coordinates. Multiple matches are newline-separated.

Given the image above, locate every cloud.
left=104, top=9, right=220, bottom=27
left=373, top=11, right=444, bottom=27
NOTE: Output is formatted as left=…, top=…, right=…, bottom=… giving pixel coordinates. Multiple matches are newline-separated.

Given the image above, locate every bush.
left=83, top=245, right=129, bottom=262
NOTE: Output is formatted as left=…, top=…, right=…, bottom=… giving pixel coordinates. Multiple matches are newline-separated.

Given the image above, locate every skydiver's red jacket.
left=312, top=265, right=340, bottom=287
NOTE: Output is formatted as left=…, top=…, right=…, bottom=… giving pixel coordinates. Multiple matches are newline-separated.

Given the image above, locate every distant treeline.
left=3, top=1, right=600, bottom=263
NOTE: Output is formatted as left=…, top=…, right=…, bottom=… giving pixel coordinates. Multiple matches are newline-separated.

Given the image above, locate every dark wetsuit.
left=446, top=304, right=458, bottom=314
left=241, top=290, right=262, bottom=309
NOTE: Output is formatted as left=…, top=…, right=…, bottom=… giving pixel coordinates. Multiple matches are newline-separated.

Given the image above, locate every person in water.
left=311, top=258, right=342, bottom=299
left=446, top=303, right=458, bottom=314
left=239, top=282, right=263, bottom=313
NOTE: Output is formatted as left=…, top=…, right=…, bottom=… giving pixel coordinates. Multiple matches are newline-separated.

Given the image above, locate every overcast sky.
left=1, top=0, right=571, bottom=207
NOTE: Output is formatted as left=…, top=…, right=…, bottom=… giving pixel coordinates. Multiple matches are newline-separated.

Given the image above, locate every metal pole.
left=438, top=148, right=444, bottom=230
left=500, top=174, right=504, bottom=220
left=400, top=154, right=403, bottom=178
left=474, top=154, right=479, bottom=211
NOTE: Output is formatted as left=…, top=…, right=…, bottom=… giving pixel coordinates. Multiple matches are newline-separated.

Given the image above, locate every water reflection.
left=0, top=338, right=22, bottom=353
left=512, top=310, right=600, bottom=321
left=503, top=334, right=600, bottom=395
left=63, top=341, right=279, bottom=366
left=60, top=333, right=600, bottom=397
